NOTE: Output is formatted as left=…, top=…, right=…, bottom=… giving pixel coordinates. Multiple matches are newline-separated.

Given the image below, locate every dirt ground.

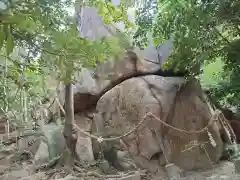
left=0, top=155, right=239, bottom=180
left=0, top=139, right=239, bottom=180
left=183, top=161, right=240, bottom=180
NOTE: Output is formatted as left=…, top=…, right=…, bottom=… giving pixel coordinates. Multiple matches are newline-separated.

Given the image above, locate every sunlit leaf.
left=6, top=34, right=14, bottom=56
left=0, top=25, right=6, bottom=51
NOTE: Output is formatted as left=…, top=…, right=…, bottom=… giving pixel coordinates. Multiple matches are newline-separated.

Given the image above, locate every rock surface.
left=32, top=120, right=95, bottom=165
left=92, top=76, right=223, bottom=171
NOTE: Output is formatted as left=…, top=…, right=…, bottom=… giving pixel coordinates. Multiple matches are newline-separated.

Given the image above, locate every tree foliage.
left=0, top=0, right=132, bottom=128
left=134, top=0, right=240, bottom=108
left=1, top=0, right=240, bottom=117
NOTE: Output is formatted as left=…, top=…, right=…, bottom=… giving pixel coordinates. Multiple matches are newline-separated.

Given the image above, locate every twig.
left=154, top=130, right=170, bottom=164
left=143, top=58, right=160, bottom=64
left=55, top=97, right=65, bottom=116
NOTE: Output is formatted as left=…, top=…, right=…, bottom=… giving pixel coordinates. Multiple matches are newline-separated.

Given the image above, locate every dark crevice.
left=150, top=152, right=162, bottom=161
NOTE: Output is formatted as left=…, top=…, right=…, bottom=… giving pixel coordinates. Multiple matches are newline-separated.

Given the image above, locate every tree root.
left=35, top=155, right=61, bottom=172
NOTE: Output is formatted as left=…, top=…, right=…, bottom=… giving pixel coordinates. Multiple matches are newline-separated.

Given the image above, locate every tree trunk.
left=62, top=83, right=77, bottom=167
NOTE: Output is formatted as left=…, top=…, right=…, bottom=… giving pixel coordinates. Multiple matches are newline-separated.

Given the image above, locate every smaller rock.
left=3, top=169, right=30, bottom=180
left=58, top=175, right=79, bottom=180
left=234, top=157, right=240, bottom=174
left=10, top=172, right=46, bottom=180
left=76, top=137, right=94, bottom=163
left=99, top=160, right=113, bottom=174
left=0, top=165, right=8, bottom=174
left=27, top=172, right=46, bottom=180
left=34, top=141, right=49, bottom=165
left=42, top=124, right=65, bottom=159
left=165, top=163, right=181, bottom=180
left=117, top=150, right=136, bottom=170
left=74, top=114, right=92, bottom=135
left=219, top=175, right=229, bottom=179
left=108, top=171, right=141, bottom=180
left=120, top=161, right=136, bottom=170
left=29, top=138, right=41, bottom=156
left=117, top=151, right=130, bottom=160
left=0, top=155, right=11, bottom=174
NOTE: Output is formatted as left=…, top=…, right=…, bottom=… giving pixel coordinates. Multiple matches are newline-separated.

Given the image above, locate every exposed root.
left=35, top=155, right=61, bottom=172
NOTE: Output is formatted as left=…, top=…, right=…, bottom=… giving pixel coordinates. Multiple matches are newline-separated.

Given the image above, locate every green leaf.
left=6, top=34, right=14, bottom=56
left=0, top=25, right=5, bottom=51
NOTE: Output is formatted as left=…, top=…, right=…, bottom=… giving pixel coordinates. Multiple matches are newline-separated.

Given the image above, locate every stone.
left=0, top=154, right=11, bottom=174
left=165, top=163, right=181, bottom=180
left=99, top=160, right=113, bottom=174
left=3, top=169, right=30, bottom=180
left=92, top=77, right=223, bottom=171
left=42, top=124, right=65, bottom=160
left=75, top=136, right=95, bottom=163
left=74, top=114, right=92, bottom=136
left=34, top=141, right=49, bottom=165
left=116, top=150, right=136, bottom=170
left=108, top=171, right=141, bottom=180
left=0, top=165, right=8, bottom=174
left=234, top=158, right=240, bottom=174
left=117, top=151, right=130, bottom=160
left=58, top=175, right=79, bottom=180
left=34, top=124, right=66, bottom=164
left=29, top=138, right=41, bottom=156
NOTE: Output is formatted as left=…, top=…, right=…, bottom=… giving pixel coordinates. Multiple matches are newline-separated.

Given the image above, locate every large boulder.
left=58, top=50, right=161, bottom=115
left=69, top=51, right=145, bottom=114
left=92, top=76, right=223, bottom=171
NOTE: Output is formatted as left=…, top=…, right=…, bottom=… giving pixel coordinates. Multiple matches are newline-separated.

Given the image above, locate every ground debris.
left=0, top=135, right=240, bottom=180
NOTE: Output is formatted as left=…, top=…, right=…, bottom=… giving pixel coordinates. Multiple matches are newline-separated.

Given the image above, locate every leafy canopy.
left=0, top=0, right=132, bottom=116
left=134, top=0, right=240, bottom=108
